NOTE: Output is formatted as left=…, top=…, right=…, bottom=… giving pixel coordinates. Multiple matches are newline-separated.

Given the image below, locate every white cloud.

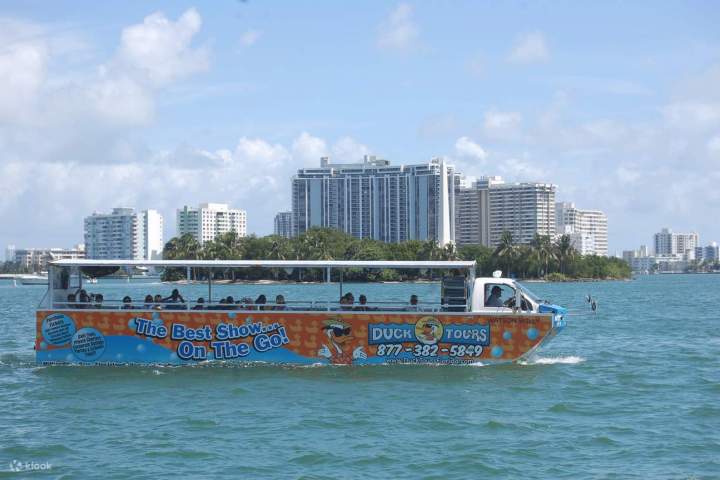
left=116, top=8, right=208, bottom=86
left=292, top=132, right=328, bottom=166
left=508, top=32, right=549, bottom=64
left=331, top=137, right=370, bottom=162
left=377, top=3, right=419, bottom=52
left=239, top=29, right=262, bottom=47
left=662, top=101, right=720, bottom=131
left=498, top=157, right=545, bottom=181
left=455, top=136, right=487, bottom=160
left=483, top=110, right=523, bottom=139
left=0, top=20, right=49, bottom=123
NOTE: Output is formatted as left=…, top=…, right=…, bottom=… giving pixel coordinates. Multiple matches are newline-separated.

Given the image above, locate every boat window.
left=484, top=283, right=514, bottom=308
left=517, top=283, right=543, bottom=304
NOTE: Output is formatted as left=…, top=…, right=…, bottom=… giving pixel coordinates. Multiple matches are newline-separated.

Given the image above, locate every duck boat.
left=36, top=259, right=567, bottom=366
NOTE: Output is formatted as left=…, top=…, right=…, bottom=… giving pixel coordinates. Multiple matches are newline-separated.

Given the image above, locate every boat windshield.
left=516, top=282, right=544, bottom=304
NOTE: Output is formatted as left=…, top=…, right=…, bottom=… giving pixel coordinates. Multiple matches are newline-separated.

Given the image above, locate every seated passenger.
left=162, top=289, right=186, bottom=310
left=241, top=297, right=254, bottom=310
left=274, top=295, right=286, bottom=310
left=192, top=298, right=205, bottom=310
left=143, top=295, right=154, bottom=309
left=122, top=296, right=133, bottom=309
left=225, top=296, right=237, bottom=310
left=408, top=294, right=419, bottom=311
left=66, top=293, right=77, bottom=309
left=94, top=293, right=104, bottom=309
left=77, top=289, right=91, bottom=309
left=354, top=294, right=370, bottom=311
left=485, top=286, right=504, bottom=307
left=255, top=294, right=268, bottom=310
left=153, top=294, right=163, bottom=310
left=218, top=298, right=227, bottom=310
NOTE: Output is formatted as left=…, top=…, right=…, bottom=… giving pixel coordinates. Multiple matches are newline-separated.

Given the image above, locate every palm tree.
left=531, top=234, right=555, bottom=278
left=554, top=234, right=576, bottom=275
left=494, top=231, right=517, bottom=277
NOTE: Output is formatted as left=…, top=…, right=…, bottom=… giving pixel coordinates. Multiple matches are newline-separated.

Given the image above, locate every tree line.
left=161, top=227, right=630, bottom=282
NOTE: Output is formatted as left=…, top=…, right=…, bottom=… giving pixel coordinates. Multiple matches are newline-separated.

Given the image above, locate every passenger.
left=77, top=289, right=91, bottom=309
left=241, top=297, right=254, bottom=310
left=192, top=297, right=205, bottom=310
left=256, top=294, right=268, bottom=310
left=486, top=286, right=504, bottom=307
left=122, top=296, right=133, bottom=310
left=153, top=294, right=163, bottom=310
left=163, top=289, right=186, bottom=310
left=274, top=295, right=286, bottom=310
left=225, top=296, right=236, bottom=310
left=94, top=293, right=104, bottom=309
left=66, top=293, right=76, bottom=309
left=143, top=295, right=154, bottom=309
left=354, top=294, right=369, bottom=311
left=408, top=294, right=419, bottom=311
left=218, top=298, right=227, bottom=310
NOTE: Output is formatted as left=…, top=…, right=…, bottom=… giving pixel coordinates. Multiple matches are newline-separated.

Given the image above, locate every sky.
left=1, top=0, right=719, bottom=257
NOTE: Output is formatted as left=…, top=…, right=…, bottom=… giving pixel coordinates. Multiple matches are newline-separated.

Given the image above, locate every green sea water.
left=0, top=274, right=718, bottom=479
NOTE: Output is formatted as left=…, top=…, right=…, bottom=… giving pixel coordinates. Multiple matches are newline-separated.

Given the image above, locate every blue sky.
left=1, top=1, right=719, bottom=255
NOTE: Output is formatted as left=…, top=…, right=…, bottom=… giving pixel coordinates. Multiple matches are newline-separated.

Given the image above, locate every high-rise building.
left=488, top=182, right=556, bottom=246
left=274, top=211, right=292, bottom=239
left=695, top=242, right=719, bottom=263
left=653, top=228, right=698, bottom=257
left=85, top=208, right=144, bottom=260
left=14, top=245, right=85, bottom=271
left=454, top=176, right=504, bottom=247
left=176, top=203, right=247, bottom=244
left=144, top=209, right=164, bottom=259
left=555, top=202, right=608, bottom=256
left=5, top=244, right=15, bottom=263
left=291, top=156, right=455, bottom=244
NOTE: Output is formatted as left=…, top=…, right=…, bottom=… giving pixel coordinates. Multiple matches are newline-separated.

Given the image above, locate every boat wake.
left=520, top=355, right=585, bottom=365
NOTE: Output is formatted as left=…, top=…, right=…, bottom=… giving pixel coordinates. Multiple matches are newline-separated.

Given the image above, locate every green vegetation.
left=161, top=227, right=630, bottom=282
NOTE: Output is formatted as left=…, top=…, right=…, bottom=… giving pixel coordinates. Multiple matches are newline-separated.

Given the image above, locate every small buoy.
left=591, top=300, right=597, bottom=312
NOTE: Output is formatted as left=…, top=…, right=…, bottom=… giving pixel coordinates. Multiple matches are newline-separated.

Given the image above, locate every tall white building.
left=85, top=208, right=163, bottom=260
left=292, top=156, right=455, bottom=244
left=455, top=176, right=504, bottom=247
left=555, top=202, right=608, bottom=256
left=177, top=203, right=247, bottom=244
left=274, top=211, right=292, bottom=239
left=488, top=182, right=556, bottom=246
left=144, top=209, right=164, bottom=259
left=653, top=228, right=698, bottom=257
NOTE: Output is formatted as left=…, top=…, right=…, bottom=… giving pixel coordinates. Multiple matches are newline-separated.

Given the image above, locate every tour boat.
left=20, top=273, right=49, bottom=285
left=36, top=260, right=567, bottom=366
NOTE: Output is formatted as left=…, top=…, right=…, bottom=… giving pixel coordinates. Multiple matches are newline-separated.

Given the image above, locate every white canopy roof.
left=50, top=259, right=476, bottom=270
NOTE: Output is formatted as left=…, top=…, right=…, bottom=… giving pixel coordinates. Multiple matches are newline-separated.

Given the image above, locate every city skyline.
left=0, top=2, right=718, bottom=253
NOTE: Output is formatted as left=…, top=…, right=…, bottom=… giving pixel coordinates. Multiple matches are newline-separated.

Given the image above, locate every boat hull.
left=35, top=309, right=560, bottom=366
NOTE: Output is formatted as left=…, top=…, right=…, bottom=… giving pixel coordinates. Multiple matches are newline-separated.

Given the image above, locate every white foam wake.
left=521, top=355, right=585, bottom=365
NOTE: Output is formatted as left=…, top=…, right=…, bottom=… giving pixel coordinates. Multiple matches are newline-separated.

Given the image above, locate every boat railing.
left=48, top=299, right=468, bottom=313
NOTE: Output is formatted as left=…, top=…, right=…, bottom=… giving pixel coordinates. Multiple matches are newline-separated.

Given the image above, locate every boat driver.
left=486, top=286, right=504, bottom=307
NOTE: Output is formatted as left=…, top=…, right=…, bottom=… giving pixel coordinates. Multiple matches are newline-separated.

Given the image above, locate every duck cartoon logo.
left=318, top=318, right=367, bottom=365
left=415, top=317, right=443, bottom=345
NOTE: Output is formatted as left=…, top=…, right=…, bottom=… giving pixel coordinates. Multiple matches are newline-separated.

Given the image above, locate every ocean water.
left=0, top=275, right=718, bottom=479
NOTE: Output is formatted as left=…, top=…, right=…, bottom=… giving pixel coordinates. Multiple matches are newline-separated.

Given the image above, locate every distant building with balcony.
left=555, top=202, right=608, bottom=256
left=85, top=208, right=163, bottom=260
left=177, top=203, right=247, bottom=245
left=488, top=182, right=556, bottom=246
left=14, top=245, right=85, bottom=272
left=291, top=156, right=455, bottom=244
left=454, top=176, right=504, bottom=247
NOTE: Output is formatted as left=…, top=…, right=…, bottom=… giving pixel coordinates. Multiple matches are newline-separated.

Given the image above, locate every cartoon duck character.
left=318, top=319, right=367, bottom=365
left=420, top=321, right=437, bottom=344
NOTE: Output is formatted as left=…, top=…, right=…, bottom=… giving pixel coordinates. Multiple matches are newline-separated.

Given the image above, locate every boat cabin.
left=42, top=260, right=546, bottom=314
